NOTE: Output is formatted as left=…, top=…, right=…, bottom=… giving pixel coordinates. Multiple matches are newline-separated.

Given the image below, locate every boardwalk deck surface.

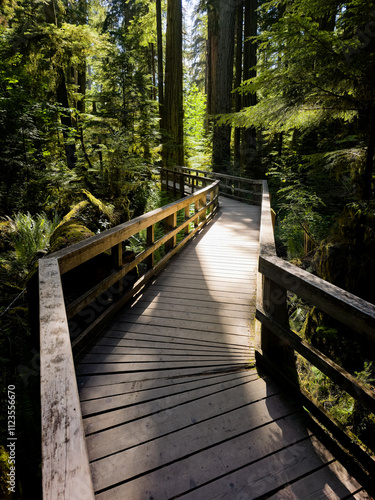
left=76, top=198, right=372, bottom=499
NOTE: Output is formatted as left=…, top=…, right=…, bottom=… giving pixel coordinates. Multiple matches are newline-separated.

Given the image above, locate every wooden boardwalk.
left=75, top=198, right=372, bottom=499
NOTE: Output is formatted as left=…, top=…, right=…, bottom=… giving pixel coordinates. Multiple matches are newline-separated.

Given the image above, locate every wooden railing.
left=39, top=177, right=220, bottom=499
left=256, top=180, right=375, bottom=474
left=162, top=166, right=263, bottom=205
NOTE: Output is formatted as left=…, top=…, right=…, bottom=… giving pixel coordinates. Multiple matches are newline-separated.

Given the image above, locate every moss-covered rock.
left=0, top=220, right=14, bottom=252
left=49, top=220, right=95, bottom=253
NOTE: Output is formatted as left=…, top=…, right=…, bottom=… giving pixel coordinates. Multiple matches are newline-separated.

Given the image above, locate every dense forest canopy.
left=0, top=0, right=374, bottom=496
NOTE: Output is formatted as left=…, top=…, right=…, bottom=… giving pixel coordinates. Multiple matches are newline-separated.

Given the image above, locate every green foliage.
left=297, top=355, right=375, bottom=451
left=184, top=84, right=211, bottom=169
left=266, top=155, right=342, bottom=258
left=7, top=213, right=58, bottom=267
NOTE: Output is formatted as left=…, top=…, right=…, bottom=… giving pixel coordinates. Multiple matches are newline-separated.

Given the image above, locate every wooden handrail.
left=39, top=176, right=220, bottom=499
left=39, top=259, right=95, bottom=500
left=256, top=180, right=375, bottom=471
left=163, top=166, right=263, bottom=205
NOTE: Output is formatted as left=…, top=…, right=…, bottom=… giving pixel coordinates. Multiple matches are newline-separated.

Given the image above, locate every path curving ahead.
left=75, top=197, right=370, bottom=499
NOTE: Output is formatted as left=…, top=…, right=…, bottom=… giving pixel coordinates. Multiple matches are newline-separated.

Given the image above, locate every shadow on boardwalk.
left=75, top=198, right=372, bottom=499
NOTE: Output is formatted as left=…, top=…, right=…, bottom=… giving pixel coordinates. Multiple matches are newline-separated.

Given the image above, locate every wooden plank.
left=259, top=254, right=375, bottom=343
left=39, top=258, right=95, bottom=500
left=175, top=435, right=336, bottom=500
left=82, top=370, right=266, bottom=435
left=111, top=314, right=251, bottom=337
left=159, top=264, right=258, bottom=279
left=352, top=490, right=374, bottom=499
left=81, top=372, right=259, bottom=424
left=255, top=349, right=375, bottom=479
left=94, top=418, right=312, bottom=500
left=154, top=270, right=258, bottom=285
left=148, top=284, right=256, bottom=304
left=77, top=365, right=253, bottom=390
left=92, top=338, right=250, bottom=354
left=266, top=460, right=365, bottom=499
left=103, top=324, right=252, bottom=347
left=89, top=391, right=296, bottom=492
left=125, top=296, right=254, bottom=318
left=79, top=351, right=252, bottom=365
left=151, top=275, right=256, bottom=292
left=76, top=360, right=253, bottom=376
left=79, top=370, right=257, bottom=402
left=103, top=327, right=251, bottom=348
left=132, top=291, right=254, bottom=314
left=115, top=306, right=253, bottom=328
left=87, top=345, right=252, bottom=358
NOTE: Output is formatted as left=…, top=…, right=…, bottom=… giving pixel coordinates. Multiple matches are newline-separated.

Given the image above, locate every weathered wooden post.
left=172, top=169, right=176, bottom=197
left=145, top=224, right=155, bottom=270
left=256, top=181, right=298, bottom=383
left=179, top=171, right=185, bottom=198
left=198, top=194, right=206, bottom=224
left=111, top=242, right=123, bottom=293
left=164, top=213, right=177, bottom=253
left=184, top=204, right=190, bottom=235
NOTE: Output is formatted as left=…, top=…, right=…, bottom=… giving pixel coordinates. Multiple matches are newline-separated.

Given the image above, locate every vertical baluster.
left=184, top=204, right=190, bottom=235
left=164, top=212, right=177, bottom=252
left=145, top=224, right=155, bottom=270
left=111, top=242, right=123, bottom=293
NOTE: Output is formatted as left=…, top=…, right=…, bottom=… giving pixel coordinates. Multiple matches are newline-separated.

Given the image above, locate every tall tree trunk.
left=56, top=67, right=77, bottom=170
left=234, top=2, right=244, bottom=173
left=156, top=0, right=164, bottom=129
left=211, top=0, right=236, bottom=172
left=150, top=42, right=157, bottom=101
left=242, top=0, right=257, bottom=175
left=206, top=7, right=218, bottom=117
left=163, top=0, right=184, bottom=167
left=206, top=7, right=218, bottom=134
left=44, top=0, right=77, bottom=169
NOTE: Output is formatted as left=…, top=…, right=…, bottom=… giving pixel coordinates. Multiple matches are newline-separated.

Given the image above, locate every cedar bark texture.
left=163, top=0, right=184, bottom=167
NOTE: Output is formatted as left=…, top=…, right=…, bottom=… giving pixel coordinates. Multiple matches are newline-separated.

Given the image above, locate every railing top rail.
left=258, top=180, right=276, bottom=257
left=47, top=180, right=219, bottom=275
left=174, top=165, right=263, bottom=185
left=162, top=167, right=213, bottom=183
left=260, top=254, right=375, bottom=343
left=39, top=258, right=95, bottom=499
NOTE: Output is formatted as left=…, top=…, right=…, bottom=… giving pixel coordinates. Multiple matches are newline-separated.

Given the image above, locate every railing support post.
left=257, top=180, right=298, bottom=383
left=173, top=170, right=176, bottom=197
left=184, top=204, right=190, bottom=235
left=164, top=212, right=177, bottom=252
left=180, top=172, right=185, bottom=198
left=145, top=224, right=155, bottom=270
left=198, top=194, right=206, bottom=224
left=259, top=275, right=297, bottom=382
left=111, top=242, right=123, bottom=293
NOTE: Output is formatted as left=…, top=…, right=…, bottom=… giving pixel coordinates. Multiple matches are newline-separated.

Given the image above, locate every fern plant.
left=7, top=212, right=59, bottom=268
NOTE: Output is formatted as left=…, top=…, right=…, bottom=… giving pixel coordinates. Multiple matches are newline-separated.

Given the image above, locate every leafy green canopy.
left=238, top=0, right=375, bottom=129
